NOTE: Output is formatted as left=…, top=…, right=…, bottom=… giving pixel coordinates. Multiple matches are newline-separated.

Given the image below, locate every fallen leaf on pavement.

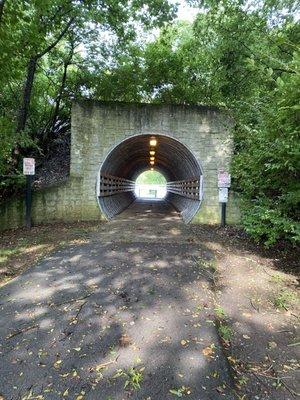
left=202, top=346, right=214, bottom=357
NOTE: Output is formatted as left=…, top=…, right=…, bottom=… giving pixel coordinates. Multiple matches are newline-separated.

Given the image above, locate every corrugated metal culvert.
left=97, top=134, right=203, bottom=223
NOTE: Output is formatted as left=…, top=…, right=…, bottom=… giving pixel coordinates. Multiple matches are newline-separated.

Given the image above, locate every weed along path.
left=0, top=200, right=237, bottom=400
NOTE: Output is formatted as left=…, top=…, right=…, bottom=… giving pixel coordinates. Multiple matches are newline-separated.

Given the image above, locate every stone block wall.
left=0, top=100, right=240, bottom=230
left=0, top=177, right=102, bottom=231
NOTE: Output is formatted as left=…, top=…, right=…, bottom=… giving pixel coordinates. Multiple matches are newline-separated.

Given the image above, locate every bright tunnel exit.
left=134, top=170, right=167, bottom=199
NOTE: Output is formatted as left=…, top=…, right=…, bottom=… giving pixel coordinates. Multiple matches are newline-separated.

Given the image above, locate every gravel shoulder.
left=191, top=224, right=300, bottom=400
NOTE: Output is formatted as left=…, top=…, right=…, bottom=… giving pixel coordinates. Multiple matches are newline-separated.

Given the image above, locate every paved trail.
left=0, top=200, right=236, bottom=400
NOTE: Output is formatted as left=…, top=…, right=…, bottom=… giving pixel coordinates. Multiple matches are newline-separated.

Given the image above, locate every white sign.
left=23, top=158, right=35, bottom=175
left=219, top=187, right=228, bottom=203
left=218, top=170, right=231, bottom=188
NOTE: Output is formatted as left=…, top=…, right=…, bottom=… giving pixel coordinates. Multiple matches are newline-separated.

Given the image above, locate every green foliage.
left=124, top=367, right=143, bottom=390
left=272, top=290, right=296, bottom=310
left=214, top=305, right=227, bottom=320
left=169, top=386, right=191, bottom=397
left=218, top=323, right=233, bottom=342
left=0, top=0, right=175, bottom=194
left=115, top=367, right=144, bottom=390
left=215, top=303, right=232, bottom=342
left=232, top=49, right=300, bottom=245
left=136, top=170, right=166, bottom=184
left=240, top=198, right=300, bottom=246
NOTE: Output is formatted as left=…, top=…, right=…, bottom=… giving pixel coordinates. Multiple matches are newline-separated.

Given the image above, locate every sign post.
left=23, top=158, right=35, bottom=228
left=218, top=170, right=231, bottom=227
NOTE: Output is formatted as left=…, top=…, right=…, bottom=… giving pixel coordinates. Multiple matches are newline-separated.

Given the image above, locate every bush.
left=241, top=198, right=300, bottom=246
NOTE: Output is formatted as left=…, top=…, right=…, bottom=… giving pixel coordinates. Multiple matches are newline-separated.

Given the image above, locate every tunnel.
left=97, top=134, right=203, bottom=222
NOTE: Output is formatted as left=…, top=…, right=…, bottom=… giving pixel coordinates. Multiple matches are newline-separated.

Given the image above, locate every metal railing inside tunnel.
left=166, top=178, right=201, bottom=200
left=99, top=173, right=135, bottom=197
left=98, top=173, right=202, bottom=222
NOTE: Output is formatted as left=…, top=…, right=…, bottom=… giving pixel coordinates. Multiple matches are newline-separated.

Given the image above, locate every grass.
left=218, top=323, right=233, bottom=342
left=270, top=273, right=286, bottom=284
left=272, top=290, right=297, bottom=310
left=214, top=305, right=227, bottom=320
left=169, top=386, right=191, bottom=397
left=0, top=236, right=32, bottom=263
left=197, top=258, right=217, bottom=272
left=214, top=305, right=232, bottom=342
left=109, top=346, right=117, bottom=355
left=0, top=246, right=22, bottom=263
left=195, top=257, right=217, bottom=286
left=0, top=221, right=100, bottom=286
left=114, top=367, right=144, bottom=390
left=237, top=375, right=248, bottom=387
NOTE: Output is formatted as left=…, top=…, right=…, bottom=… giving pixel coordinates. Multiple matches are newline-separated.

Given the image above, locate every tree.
left=0, top=0, right=176, bottom=179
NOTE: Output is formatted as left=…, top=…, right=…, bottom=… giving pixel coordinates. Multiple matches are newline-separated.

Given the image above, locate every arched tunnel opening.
left=97, top=134, right=203, bottom=223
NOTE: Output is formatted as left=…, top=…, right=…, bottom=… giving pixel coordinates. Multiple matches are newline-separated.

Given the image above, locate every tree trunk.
left=16, top=57, right=37, bottom=133
left=0, top=0, right=6, bottom=23
left=51, top=61, right=69, bottom=133
left=16, top=17, right=74, bottom=134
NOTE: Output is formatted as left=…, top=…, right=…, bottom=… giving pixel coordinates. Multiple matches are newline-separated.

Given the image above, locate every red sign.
left=23, top=158, right=35, bottom=175
left=218, top=170, right=231, bottom=188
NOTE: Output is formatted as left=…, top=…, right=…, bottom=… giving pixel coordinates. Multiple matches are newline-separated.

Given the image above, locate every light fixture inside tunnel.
left=149, top=137, right=157, bottom=167
left=149, top=137, right=157, bottom=146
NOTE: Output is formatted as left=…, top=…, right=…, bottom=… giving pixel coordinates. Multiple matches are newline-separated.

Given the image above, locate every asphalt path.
left=0, top=200, right=236, bottom=400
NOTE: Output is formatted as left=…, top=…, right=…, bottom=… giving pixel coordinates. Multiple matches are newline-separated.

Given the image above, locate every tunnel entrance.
left=97, top=134, right=203, bottom=223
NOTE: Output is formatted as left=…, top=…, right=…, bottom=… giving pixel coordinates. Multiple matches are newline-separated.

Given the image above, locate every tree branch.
left=37, top=17, right=75, bottom=59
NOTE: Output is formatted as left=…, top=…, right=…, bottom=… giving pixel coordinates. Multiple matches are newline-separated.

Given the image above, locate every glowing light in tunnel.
left=150, top=160, right=155, bottom=165
left=149, top=137, right=157, bottom=146
left=149, top=150, right=155, bottom=156
left=150, top=156, right=155, bottom=161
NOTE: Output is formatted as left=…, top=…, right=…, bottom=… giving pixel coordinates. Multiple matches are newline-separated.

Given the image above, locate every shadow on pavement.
left=0, top=200, right=237, bottom=399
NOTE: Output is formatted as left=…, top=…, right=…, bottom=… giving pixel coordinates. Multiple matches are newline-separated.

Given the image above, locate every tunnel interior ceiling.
left=101, top=135, right=201, bottom=181
left=98, top=134, right=202, bottom=222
